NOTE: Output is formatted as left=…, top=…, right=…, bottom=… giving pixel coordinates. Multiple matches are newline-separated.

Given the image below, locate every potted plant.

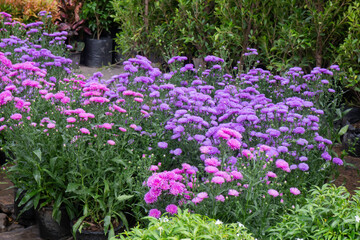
left=55, top=0, right=91, bottom=67
left=81, top=0, right=115, bottom=67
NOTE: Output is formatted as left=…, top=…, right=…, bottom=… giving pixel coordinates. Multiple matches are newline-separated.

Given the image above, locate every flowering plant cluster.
left=0, top=11, right=348, bottom=239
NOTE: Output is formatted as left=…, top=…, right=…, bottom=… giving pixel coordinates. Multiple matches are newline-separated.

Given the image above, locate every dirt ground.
left=332, top=144, right=360, bottom=194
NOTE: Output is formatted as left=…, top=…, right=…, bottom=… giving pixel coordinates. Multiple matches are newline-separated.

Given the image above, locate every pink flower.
left=204, top=157, right=221, bottom=167
left=67, top=117, right=76, bottom=123
left=165, top=204, right=178, bottom=215
left=266, top=171, right=277, bottom=178
left=149, top=165, right=159, bottom=171
left=144, top=192, right=158, bottom=204
left=113, top=104, right=127, bottom=113
left=102, top=123, right=113, bottom=129
left=290, top=187, right=301, bottom=195
left=217, top=129, right=231, bottom=139
left=227, top=139, right=241, bottom=150
left=215, top=195, right=225, bottom=202
left=205, top=166, right=219, bottom=173
left=268, top=189, right=279, bottom=197
left=211, top=176, right=225, bottom=185
left=80, top=128, right=90, bottom=134
left=197, top=192, right=209, bottom=199
left=275, top=159, right=290, bottom=172
left=149, top=209, right=161, bottom=218
left=230, top=171, right=243, bottom=180
left=192, top=197, right=203, bottom=204
left=10, top=113, right=22, bottom=120
left=130, top=124, right=137, bottom=129
left=119, top=127, right=127, bottom=132
left=107, top=140, right=115, bottom=145
left=134, top=97, right=143, bottom=103
left=228, top=189, right=239, bottom=196
left=47, top=123, right=55, bottom=129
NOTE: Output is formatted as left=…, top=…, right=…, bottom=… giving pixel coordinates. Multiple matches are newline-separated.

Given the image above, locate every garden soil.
left=0, top=64, right=359, bottom=239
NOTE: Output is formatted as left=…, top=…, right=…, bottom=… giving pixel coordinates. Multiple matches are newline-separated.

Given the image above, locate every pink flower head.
left=118, top=127, right=127, bottom=132
left=275, top=159, right=290, bottom=172
left=228, top=189, right=239, bottom=196
left=130, top=124, right=137, bottom=129
left=290, top=187, right=301, bottom=195
left=165, top=204, right=178, bottom=215
left=80, top=128, right=90, bottom=134
left=266, top=171, right=277, bottom=178
left=192, top=197, right=203, bottom=204
left=149, top=165, right=159, bottom=171
left=205, top=166, right=219, bottom=174
left=67, top=117, right=76, bottom=123
left=211, top=176, right=225, bottom=185
left=149, top=209, right=161, bottom=218
left=107, top=140, right=115, bottom=145
left=217, top=129, right=231, bottom=140
left=227, top=138, right=241, bottom=150
left=215, top=195, right=225, bottom=202
left=102, top=123, right=113, bottom=129
left=230, top=171, right=243, bottom=180
left=47, top=123, right=55, bottom=129
left=204, top=157, right=221, bottom=167
left=268, top=189, right=279, bottom=197
left=197, top=192, right=209, bottom=199
left=10, top=113, right=22, bottom=120
left=221, top=128, right=242, bottom=139
left=259, top=145, right=271, bottom=151
left=134, top=97, right=143, bottom=103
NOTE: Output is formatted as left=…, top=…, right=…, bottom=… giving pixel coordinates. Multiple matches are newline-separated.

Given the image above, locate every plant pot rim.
left=71, top=219, right=124, bottom=235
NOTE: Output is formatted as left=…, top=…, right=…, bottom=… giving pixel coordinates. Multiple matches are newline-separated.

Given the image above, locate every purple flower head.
left=332, top=157, right=343, bottom=165
left=298, top=163, right=309, bottom=171
left=321, top=152, right=332, bottom=161
left=173, top=148, right=182, bottom=156
left=158, top=142, right=168, bottom=149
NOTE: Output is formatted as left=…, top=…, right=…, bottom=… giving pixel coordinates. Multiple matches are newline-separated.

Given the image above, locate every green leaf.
left=33, top=169, right=41, bottom=185
left=65, top=183, right=82, bottom=193
left=33, top=149, right=42, bottom=161
left=117, top=195, right=133, bottom=202
left=338, top=125, right=349, bottom=136
left=104, top=215, right=111, bottom=234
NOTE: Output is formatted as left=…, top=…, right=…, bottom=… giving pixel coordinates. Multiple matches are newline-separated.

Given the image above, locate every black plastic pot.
left=69, top=52, right=82, bottom=69
left=14, top=188, right=36, bottom=227
left=73, top=221, right=123, bottom=240
left=84, top=37, right=113, bottom=67
left=36, top=206, right=71, bottom=240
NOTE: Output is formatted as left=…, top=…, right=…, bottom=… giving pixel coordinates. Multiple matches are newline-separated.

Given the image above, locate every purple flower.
left=293, top=127, right=305, bottom=134
left=332, top=157, right=343, bottom=165
left=158, top=142, right=168, bottom=149
left=173, top=148, right=182, bottom=156
left=296, top=138, right=308, bottom=146
left=298, top=163, right=309, bottom=171
left=321, top=152, right=332, bottom=161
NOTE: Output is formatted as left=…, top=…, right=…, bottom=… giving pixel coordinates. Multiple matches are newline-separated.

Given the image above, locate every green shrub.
left=111, top=209, right=255, bottom=240
left=267, top=184, right=360, bottom=239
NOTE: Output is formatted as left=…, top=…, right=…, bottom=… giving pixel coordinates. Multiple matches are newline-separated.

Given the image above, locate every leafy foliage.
left=112, top=209, right=255, bottom=240
left=267, top=184, right=360, bottom=239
